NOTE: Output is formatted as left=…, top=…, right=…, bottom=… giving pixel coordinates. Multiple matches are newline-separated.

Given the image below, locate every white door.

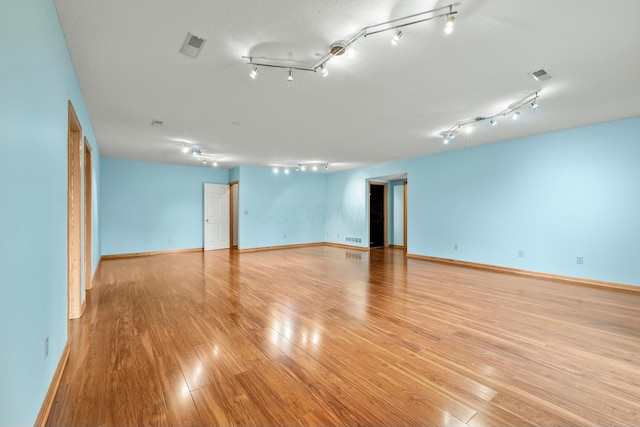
left=204, top=183, right=230, bottom=251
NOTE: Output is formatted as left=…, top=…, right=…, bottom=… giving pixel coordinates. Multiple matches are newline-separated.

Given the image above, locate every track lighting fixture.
left=243, top=4, right=457, bottom=80
left=250, top=66, right=259, bottom=79
left=179, top=143, right=220, bottom=166
left=272, top=163, right=330, bottom=173
left=440, top=91, right=540, bottom=144
left=321, top=63, right=328, bottom=77
left=445, top=15, right=455, bottom=33
left=391, top=30, right=403, bottom=45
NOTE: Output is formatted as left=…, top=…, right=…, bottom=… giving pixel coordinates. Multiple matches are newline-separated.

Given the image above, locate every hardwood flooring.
left=47, top=247, right=640, bottom=426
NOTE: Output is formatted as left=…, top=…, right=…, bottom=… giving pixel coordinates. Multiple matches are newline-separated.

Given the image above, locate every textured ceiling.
left=54, top=0, right=640, bottom=172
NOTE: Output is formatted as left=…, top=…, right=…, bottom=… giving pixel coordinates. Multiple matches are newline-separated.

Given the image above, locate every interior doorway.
left=204, top=183, right=230, bottom=251
left=369, top=182, right=387, bottom=248
left=67, top=101, right=83, bottom=319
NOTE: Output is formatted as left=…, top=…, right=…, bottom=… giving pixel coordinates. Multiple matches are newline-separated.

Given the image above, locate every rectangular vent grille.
left=345, top=237, right=362, bottom=243
left=151, top=119, right=163, bottom=127
left=180, top=33, right=207, bottom=58
left=529, top=69, right=552, bottom=82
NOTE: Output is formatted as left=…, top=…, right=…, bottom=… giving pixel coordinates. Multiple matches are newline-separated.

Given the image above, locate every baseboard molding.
left=407, top=253, right=640, bottom=294
left=238, top=242, right=324, bottom=253
left=101, top=247, right=203, bottom=260
left=35, top=342, right=70, bottom=427
left=389, top=244, right=406, bottom=249
left=324, top=242, right=369, bottom=252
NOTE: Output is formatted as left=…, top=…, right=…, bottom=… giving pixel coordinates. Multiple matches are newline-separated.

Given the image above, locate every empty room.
left=2, top=0, right=640, bottom=426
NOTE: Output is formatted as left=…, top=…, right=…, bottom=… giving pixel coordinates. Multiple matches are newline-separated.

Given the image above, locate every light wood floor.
left=47, top=247, right=640, bottom=426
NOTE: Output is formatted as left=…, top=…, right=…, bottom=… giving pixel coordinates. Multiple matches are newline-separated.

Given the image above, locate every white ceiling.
left=54, top=0, right=640, bottom=172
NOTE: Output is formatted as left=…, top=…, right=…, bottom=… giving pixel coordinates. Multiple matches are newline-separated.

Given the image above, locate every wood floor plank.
left=46, top=247, right=640, bottom=426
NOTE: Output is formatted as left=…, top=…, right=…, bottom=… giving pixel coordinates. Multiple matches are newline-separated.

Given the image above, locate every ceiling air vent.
left=180, top=33, right=207, bottom=58
left=529, top=69, right=552, bottom=82
left=151, top=119, right=163, bottom=127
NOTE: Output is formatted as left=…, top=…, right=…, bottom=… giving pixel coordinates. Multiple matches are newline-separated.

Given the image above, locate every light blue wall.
left=325, top=117, right=640, bottom=286
left=0, top=0, right=100, bottom=425
left=237, top=166, right=326, bottom=249
left=229, top=166, right=239, bottom=183
left=101, top=159, right=228, bottom=255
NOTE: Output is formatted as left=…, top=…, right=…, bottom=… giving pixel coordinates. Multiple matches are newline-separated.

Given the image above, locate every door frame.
left=404, top=181, right=408, bottom=254
left=83, top=139, right=93, bottom=290
left=368, top=181, right=388, bottom=248
left=68, top=101, right=83, bottom=319
left=229, top=181, right=239, bottom=249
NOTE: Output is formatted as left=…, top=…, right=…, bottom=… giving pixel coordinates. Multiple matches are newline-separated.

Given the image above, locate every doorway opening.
left=369, top=182, right=387, bottom=248
left=67, top=101, right=83, bottom=319
left=368, top=173, right=408, bottom=253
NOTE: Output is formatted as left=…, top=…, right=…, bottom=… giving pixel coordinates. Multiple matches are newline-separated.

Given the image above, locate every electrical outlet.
left=454, top=244, right=458, bottom=251
left=577, top=256, right=584, bottom=264
left=44, top=337, right=49, bottom=359
left=518, top=250, right=524, bottom=258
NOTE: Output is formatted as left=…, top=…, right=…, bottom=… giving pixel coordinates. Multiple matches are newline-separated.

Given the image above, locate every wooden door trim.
left=68, top=101, right=83, bottom=319
left=404, top=181, right=408, bottom=255
left=83, top=139, right=93, bottom=290
left=229, top=181, right=238, bottom=249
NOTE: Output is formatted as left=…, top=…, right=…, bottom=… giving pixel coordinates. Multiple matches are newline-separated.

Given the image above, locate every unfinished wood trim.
left=102, top=248, right=204, bottom=260
left=229, top=182, right=239, bottom=249
left=83, top=139, right=93, bottom=290
left=404, top=181, right=408, bottom=255
left=34, top=342, right=70, bottom=427
left=407, top=253, right=640, bottom=294
left=67, top=101, right=83, bottom=320
left=383, top=182, right=388, bottom=247
left=238, top=242, right=324, bottom=253
left=324, top=242, right=369, bottom=252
